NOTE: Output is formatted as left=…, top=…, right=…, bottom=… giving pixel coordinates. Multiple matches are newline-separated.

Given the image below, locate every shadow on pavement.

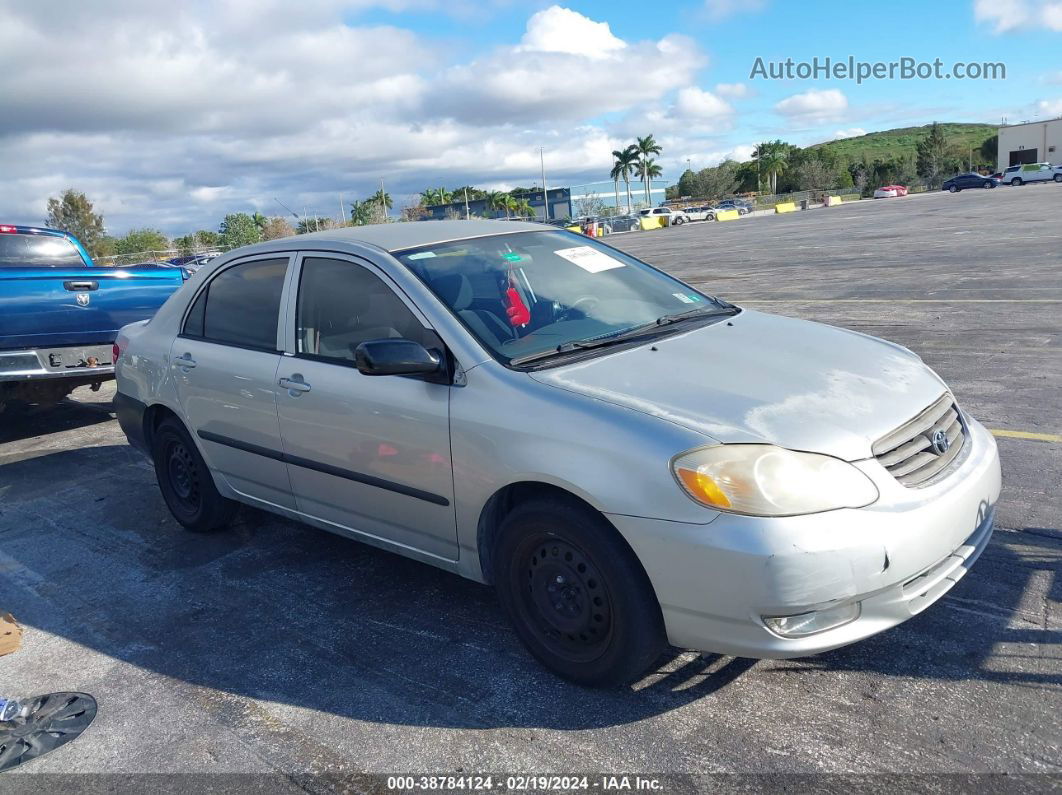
left=0, top=444, right=1058, bottom=733
left=0, top=393, right=114, bottom=445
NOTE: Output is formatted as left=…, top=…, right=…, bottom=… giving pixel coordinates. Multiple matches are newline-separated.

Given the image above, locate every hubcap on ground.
left=522, top=538, right=612, bottom=660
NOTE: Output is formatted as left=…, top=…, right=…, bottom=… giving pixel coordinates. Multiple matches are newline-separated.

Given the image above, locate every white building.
left=997, top=118, right=1062, bottom=171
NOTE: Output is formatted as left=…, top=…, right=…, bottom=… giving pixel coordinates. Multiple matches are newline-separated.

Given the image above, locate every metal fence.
left=96, top=247, right=228, bottom=267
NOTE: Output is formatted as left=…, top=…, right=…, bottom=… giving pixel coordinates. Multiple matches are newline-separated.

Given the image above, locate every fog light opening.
left=763, top=602, right=861, bottom=638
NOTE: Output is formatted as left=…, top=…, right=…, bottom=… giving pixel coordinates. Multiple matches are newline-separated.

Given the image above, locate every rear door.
left=170, top=255, right=295, bottom=510
left=275, top=253, right=457, bottom=560
left=0, top=230, right=181, bottom=349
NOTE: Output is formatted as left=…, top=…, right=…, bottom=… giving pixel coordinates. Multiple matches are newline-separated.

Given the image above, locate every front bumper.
left=607, top=417, right=1002, bottom=658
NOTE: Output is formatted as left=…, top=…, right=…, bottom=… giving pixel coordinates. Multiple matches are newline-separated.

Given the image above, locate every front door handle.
left=174, top=353, right=197, bottom=369
left=279, top=376, right=311, bottom=394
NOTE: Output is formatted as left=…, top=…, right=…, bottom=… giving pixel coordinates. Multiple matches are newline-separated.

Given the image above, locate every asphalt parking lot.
left=1, top=186, right=1060, bottom=786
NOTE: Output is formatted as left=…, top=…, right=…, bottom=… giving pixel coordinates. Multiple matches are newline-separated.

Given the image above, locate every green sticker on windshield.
left=502, top=252, right=522, bottom=262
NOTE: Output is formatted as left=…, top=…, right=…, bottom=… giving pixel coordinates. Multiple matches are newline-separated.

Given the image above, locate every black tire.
left=1011, top=177, right=1022, bottom=186
left=673, top=217, right=684, bottom=225
left=493, top=497, right=665, bottom=686
left=948, top=185, right=958, bottom=193
left=152, top=417, right=237, bottom=532
left=1054, top=174, right=1062, bottom=183
left=984, top=181, right=994, bottom=189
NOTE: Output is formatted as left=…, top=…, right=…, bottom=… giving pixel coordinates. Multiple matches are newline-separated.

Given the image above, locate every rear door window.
left=183, top=258, right=288, bottom=350
left=0, top=233, right=85, bottom=267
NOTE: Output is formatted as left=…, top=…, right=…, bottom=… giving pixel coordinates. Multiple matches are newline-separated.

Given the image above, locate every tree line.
left=671, top=123, right=999, bottom=203
left=40, top=188, right=404, bottom=262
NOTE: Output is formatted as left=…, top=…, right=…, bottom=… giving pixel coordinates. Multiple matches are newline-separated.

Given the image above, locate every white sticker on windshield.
left=407, top=251, right=436, bottom=260
left=672, top=292, right=696, bottom=303
left=555, top=246, right=626, bottom=273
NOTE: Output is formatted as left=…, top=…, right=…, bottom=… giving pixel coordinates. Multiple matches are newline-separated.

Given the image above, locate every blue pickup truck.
left=0, top=224, right=184, bottom=409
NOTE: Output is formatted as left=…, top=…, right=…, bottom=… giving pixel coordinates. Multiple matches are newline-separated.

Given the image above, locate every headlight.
left=671, top=444, right=879, bottom=517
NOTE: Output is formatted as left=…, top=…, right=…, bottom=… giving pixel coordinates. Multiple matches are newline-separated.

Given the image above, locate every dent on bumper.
left=607, top=419, right=1002, bottom=658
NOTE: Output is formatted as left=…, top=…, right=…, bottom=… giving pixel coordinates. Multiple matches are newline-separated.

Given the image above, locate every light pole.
left=540, top=147, right=550, bottom=221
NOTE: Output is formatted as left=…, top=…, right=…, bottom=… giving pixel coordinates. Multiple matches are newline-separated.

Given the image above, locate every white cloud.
left=833, top=127, right=867, bottom=139
left=674, top=87, right=734, bottom=119
left=0, top=1, right=726, bottom=234
left=518, top=5, right=626, bottom=59
left=974, top=0, right=1062, bottom=32
left=703, top=0, right=766, bottom=21
left=715, top=82, right=749, bottom=98
left=774, top=89, right=849, bottom=123
left=1037, top=98, right=1062, bottom=115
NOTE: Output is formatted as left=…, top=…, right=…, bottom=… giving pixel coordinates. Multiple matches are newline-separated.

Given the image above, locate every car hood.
left=529, top=309, right=948, bottom=461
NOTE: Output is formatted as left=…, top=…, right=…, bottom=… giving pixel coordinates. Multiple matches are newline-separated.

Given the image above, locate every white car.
left=1002, top=163, right=1062, bottom=186
left=680, top=206, right=716, bottom=222
left=638, top=207, right=689, bottom=226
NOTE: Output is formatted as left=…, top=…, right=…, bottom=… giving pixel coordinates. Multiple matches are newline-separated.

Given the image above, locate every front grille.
left=873, top=394, right=967, bottom=487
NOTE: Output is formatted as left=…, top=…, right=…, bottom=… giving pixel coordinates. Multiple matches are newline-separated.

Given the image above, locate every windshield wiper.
left=509, top=304, right=740, bottom=368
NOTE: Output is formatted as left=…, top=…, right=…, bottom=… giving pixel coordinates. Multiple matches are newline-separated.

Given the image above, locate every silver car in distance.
left=114, top=221, right=1001, bottom=686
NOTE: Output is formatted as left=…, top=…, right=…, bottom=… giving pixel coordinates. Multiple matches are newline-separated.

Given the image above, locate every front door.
left=170, top=256, right=295, bottom=510
left=275, top=254, right=457, bottom=560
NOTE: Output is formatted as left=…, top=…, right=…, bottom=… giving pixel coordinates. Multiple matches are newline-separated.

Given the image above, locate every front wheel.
left=494, top=498, right=665, bottom=686
left=673, top=217, right=685, bottom=225
left=984, top=181, right=995, bottom=189
left=152, top=417, right=238, bottom=532
left=1011, top=177, right=1023, bottom=186
left=1054, top=174, right=1062, bottom=183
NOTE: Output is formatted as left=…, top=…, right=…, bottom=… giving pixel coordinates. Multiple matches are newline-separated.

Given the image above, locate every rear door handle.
left=64, top=280, right=99, bottom=291
left=174, top=353, right=197, bottom=369
left=278, top=376, right=311, bottom=394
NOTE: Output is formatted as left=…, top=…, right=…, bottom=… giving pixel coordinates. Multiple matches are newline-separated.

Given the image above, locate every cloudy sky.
left=2, top=0, right=1060, bottom=235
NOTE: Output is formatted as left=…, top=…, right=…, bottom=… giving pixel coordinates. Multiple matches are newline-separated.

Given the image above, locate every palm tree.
left=753, top=140, right=790, bottom=194
left=349, top=200, right=374, bottom=226
left=503, top=195, right=520, bottom=219
left=368, top=189, right=392, bottom=222
left=515, top=198, right=534, bottom=218
left=484, top=191, right=506, bottom=218
left=251, top=212, right=268, bottom=233
left=611, top=146, right=639, bottom=213
left=636, top=158, right=663, bottom=204
left=634, top=134, right=663, bottom=203
left=421, top=187, right=453, bottom=207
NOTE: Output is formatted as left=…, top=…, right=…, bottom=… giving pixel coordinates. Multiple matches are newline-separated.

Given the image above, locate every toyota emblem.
left=930, top=429, right=950, bottom=455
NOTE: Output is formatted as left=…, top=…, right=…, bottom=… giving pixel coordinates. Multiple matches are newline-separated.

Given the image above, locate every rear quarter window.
left=0, top=233, right=85, bottom=267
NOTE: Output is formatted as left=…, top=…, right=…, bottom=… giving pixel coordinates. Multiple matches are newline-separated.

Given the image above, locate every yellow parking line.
left=989, top=429, right=1062, bottom=443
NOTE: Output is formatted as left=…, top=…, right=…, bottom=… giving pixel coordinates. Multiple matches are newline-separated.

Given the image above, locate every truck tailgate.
left=0, top=266, right=184, bottom=350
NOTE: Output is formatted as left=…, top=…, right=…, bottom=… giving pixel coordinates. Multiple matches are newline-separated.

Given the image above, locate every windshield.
left=395, top=230, right=727, bottom=366
left=0, top=232, right=85, bottom=267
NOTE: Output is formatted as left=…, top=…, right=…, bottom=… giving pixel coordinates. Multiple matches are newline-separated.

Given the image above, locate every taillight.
left=0, top=225, right=16, bottom=234
left=112, top=342, right=123, bottom=362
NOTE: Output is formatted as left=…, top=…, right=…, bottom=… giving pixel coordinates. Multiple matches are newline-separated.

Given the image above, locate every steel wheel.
left=152, top=417, right=237, bottom=532
left=166, top=438, right=201, bottom=511
left=518, top=535, right=614, bottom=663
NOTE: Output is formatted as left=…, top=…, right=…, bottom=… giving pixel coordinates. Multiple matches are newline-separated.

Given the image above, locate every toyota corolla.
left=114, top=220, right=1001, bottom=685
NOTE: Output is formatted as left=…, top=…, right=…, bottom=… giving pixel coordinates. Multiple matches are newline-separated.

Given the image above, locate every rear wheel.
left=984, top=181, right=994, bottom=189
left=1011, top=177, right=1023, bottom=186
left=494, top=497, right=665, bottom=686
left=1054, top=174, right=1062, bottom=183
left=152, top=417, right=237, bottom=532
left=948, top=185, right=959, bottom=193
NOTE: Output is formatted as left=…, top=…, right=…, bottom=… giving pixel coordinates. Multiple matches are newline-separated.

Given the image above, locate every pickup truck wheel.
left=152, top=418, right=237, bottom=532
left=494, top=498, right=665, bottom=686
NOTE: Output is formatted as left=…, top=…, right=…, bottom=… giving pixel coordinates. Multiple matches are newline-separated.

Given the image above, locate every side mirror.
left=354, top=338, right=442, bottom=377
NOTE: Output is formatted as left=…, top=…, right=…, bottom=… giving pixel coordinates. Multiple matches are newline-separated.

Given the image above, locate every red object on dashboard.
left=505, top=286, right=530, bottom=326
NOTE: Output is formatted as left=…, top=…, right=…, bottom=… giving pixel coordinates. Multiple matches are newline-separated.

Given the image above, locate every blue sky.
left=1, top=0, right=1060, bottom=234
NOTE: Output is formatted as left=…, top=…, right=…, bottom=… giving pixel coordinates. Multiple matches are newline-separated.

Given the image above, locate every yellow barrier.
left=715, top=209, right=740, bottom=221
left=775, top=202, right=797, bottom=214
left=640, top=216, right=666, bottom=230
left=824, top=195, right=843, bottom=207
left=566, top=224, right=581, bottom=232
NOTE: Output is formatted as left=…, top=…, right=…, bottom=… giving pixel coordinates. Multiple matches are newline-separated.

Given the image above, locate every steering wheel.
left=556, top=296, right=600, bottom=322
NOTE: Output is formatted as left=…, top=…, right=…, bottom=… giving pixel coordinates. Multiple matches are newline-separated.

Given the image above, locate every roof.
left=253, top=219, right=551, bottom=255
left=0, top=224, right=70, bottom=237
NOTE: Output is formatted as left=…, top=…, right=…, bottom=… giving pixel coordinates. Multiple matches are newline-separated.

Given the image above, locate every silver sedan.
left=114, top=220, right=1001, bottom=685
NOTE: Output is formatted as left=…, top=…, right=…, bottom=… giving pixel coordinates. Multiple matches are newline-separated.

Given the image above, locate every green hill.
left=810, top=122, right=997, bottom=163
